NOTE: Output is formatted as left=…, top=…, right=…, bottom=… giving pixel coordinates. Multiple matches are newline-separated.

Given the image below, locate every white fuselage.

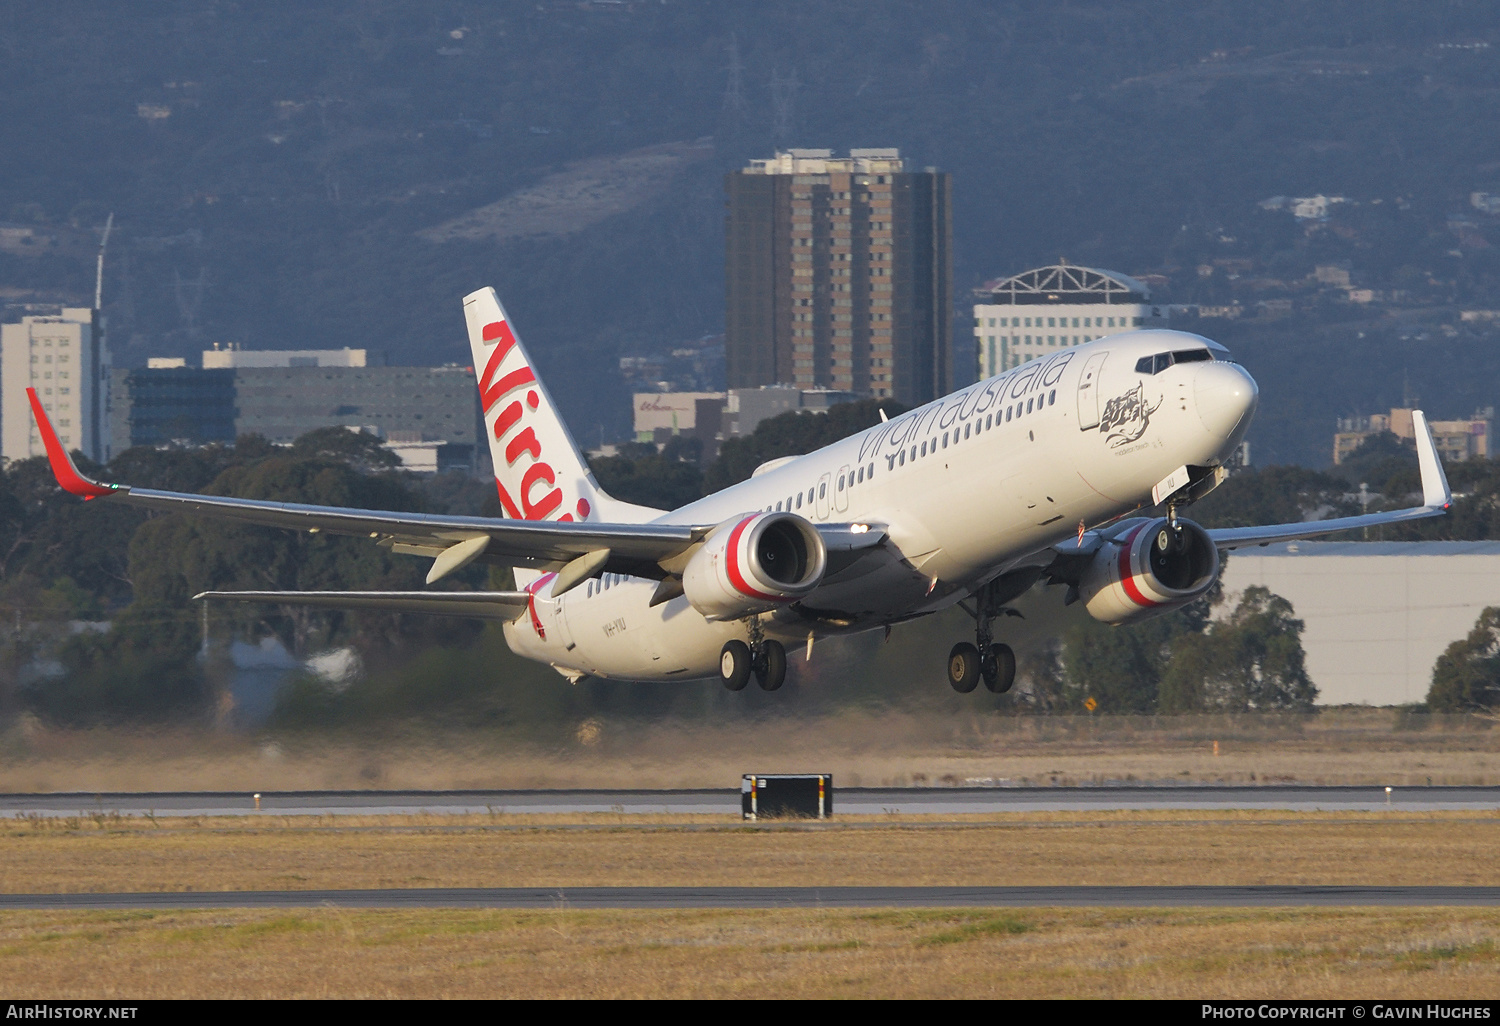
left=505, top=329, right=1257, bottom=681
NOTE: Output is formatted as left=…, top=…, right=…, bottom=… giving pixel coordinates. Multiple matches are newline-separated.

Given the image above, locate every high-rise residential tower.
left=725, top=149, right=952, bottom=405
left=2, top=307, right=108, bottom=463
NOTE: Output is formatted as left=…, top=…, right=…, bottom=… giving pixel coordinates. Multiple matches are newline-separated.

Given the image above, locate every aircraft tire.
left=720, top=640, right=752, bottom=691
left=984, top=643, right=1016, bottom=694
left=947, top=642, right=980, bottom=693
left=757, top=640, right=787, bottom=692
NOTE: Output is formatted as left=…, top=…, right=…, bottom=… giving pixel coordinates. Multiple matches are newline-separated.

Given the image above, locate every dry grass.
left=0, top=811, right=1498, bottom=893
left=2, top=906, right=1499, bottom=998
left=3, top=708, right=1496, bottom=792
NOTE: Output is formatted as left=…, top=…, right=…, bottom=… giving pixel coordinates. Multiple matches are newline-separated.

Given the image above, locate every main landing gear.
left=948, top=581, right=1018, bottom=695
left=720, top=619, right=787, bottom=692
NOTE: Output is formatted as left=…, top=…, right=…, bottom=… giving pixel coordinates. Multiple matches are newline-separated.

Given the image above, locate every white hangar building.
left=1218, top=541, right=1500, bottom=706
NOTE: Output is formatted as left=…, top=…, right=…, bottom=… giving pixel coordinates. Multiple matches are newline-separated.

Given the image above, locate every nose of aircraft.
left=1193, top=361, right=1258, bottom=441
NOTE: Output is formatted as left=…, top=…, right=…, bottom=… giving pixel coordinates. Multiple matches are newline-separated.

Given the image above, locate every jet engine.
left=1080, top=517, right=1220, bottom=626
left=681, top=512, right=826, bottom=621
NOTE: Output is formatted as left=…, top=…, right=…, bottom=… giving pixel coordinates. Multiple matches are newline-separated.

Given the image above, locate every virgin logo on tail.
left=478, top=320, right=591, bottom=524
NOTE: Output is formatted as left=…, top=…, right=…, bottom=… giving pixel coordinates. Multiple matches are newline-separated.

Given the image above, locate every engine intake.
left=682, top=512, right=826, bottom=620
left=1080, top=516, right=1220, bottom=625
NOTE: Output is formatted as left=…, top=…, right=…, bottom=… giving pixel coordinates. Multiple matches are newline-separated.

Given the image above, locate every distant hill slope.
left=3, top=1, right=1500, bottom=451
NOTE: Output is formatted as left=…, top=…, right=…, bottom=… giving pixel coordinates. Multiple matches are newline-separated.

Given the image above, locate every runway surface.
left=2, top=785, right=1499, bottom=818
left=5, top=886, right=1500, bottom=910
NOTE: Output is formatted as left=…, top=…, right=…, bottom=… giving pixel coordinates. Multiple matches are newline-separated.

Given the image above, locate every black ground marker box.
left=741, top=774, right=832, bottom=820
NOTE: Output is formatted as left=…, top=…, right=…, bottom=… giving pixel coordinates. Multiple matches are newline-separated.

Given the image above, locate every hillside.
left=3, top=1, right=1500, bottom=458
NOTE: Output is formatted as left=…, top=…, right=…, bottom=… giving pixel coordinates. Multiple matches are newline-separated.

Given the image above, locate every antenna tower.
left=769, top=67, right=799, bottom=148
left=723, top=33, right=745, bottom=112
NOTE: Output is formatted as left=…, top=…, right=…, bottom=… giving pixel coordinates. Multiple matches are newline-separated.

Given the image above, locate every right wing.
left=192, top=590, right=530, bottom=619
left=28, top=387, right=704, bottom=585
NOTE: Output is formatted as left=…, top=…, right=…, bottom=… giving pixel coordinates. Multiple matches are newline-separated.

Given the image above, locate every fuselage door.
left=835, top=464, right=851, bottom=514
left=1077, top=351, right=1110, bottom=430
left=815, top=471, right=832, bottom=519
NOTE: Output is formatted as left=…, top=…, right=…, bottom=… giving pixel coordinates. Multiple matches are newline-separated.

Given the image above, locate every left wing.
left=1205, top=408, right=1451, bottom=550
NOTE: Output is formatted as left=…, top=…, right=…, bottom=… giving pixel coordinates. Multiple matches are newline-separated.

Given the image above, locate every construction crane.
left=93, top=212, right=113, bottom=310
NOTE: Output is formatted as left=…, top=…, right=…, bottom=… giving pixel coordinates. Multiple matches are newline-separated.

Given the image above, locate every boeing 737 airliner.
left=27, top=287, right=1452, bottom=694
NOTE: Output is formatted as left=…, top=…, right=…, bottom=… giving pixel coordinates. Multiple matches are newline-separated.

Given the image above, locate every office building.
left=973, top=264, right=1169, bottom=377
left=1334, top=408, right=1492, bottom=465
left=201, top=344, right=380, bottom=369
left=1, top=307, right=108, bottom=463
left=725, top=149, right=952, bottom=405
left=109, top=350, right=481, bottom=473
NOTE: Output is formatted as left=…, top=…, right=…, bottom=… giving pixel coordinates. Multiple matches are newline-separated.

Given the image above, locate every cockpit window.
left=1135, top=348, right=1215, bottom=375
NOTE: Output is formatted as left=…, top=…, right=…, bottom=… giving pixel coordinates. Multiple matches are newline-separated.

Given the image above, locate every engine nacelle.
left=1080, top=517, right=1220, bottom=626
left=681, top=512, right=826, bottom=621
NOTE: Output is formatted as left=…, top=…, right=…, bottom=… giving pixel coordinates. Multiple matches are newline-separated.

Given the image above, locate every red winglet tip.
left=25, top=388, right=113, bottom=499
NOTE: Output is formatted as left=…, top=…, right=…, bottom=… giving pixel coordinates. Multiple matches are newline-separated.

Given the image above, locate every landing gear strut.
left=949, top=581, right=1017, bottom=695
left=722, top=618, right=787, bottom=692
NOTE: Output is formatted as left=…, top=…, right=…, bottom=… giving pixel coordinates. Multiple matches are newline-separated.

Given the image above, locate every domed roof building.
left=973, top=262, right=1167, bottom=376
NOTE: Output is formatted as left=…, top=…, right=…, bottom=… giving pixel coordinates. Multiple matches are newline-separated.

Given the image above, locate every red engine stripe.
left=725, top=516, right=786, bottom=604
left=1117, top=524, right=1161, bottom=609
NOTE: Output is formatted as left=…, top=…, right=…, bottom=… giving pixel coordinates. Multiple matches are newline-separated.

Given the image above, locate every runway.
left=3, top=785, right=1499, bottom=818
left=5, top=885, right=1500, bottom=910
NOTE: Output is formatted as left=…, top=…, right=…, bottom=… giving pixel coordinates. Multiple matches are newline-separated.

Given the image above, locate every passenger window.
left=964, top=424, right=971, bottom=439
left=808, top=488, right=815, bottom=503
left=1006, top=406, right=1012, bottom=422
left=819, top=483, right=826, bottom=499
left=899, top=451, right=906, bottom=466
left=942, top=433, right=949, bottom=448
left=868, top=463, right=874, bottom=477
left=838, top=475, right=844, bottom=491
left=1027, top=398, right=1033, bottom=414
left=857, top=467, right=864, bottom=483
left=985, top=414, right=992, bottom=429
left=920, top=441, right=927, bottom=457
left=910, top=446, right=916, bottom=461
left=776, top=501, right=783, bottom=511
left=1049, top=390, right=1056, bottom=405
left=796, top=494, right=803, bottom=509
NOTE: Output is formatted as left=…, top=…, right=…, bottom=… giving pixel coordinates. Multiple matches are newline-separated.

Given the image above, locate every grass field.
left=2, top=906, right=1498, bottom=998
left=1, top=811, right=1499, bottom=892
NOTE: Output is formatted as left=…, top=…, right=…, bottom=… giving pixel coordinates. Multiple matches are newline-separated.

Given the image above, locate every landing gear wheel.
left=720, top=640, right=751, bottom=692
left=755, top=640, right=787, bottom=692
left=983, top=643, right=1016, bottom=694
left=947, top=642, right=980, bottom=693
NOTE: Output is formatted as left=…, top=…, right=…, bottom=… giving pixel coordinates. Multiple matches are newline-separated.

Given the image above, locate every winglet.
left=1411, top=410, right=1452, bottom=509
left=25, top=387, right=119, bottom=500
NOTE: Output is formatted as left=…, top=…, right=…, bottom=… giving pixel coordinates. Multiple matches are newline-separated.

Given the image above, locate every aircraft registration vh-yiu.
left=27, top=288, right=1453, bottom=694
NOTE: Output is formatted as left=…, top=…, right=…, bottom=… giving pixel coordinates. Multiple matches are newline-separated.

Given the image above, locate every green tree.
left=1427, top=607, right=1500, bottom=712
left=704, top=399, right=907, bottom=493
left=1059, top=603, right=1209, bottom=713
left=588, top=438, right=704, bottom=510
left=1159, top=586, right=1316, bottom=712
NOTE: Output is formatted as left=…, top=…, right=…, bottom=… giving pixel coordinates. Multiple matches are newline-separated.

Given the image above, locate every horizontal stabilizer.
left=194, top=590, right=530, bottom=620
